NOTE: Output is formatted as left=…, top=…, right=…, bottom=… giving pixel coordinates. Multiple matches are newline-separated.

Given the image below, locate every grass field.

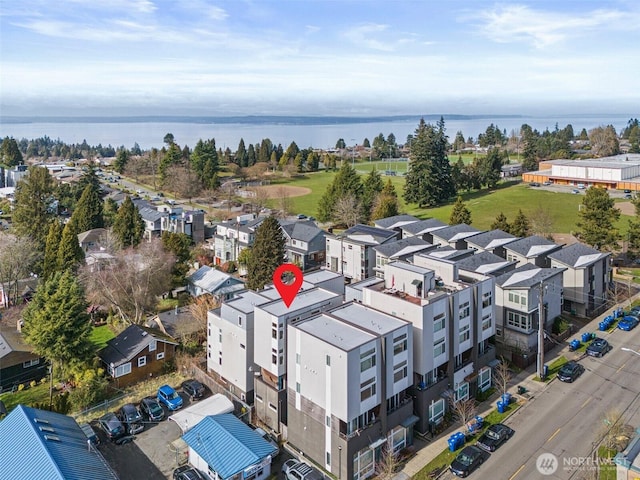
left=267, top=170, right=634, bottom=234
left=89, top=325, right=115, bottom=350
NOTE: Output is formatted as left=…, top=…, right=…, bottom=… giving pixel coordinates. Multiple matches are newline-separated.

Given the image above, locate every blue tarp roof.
left=182, top=414, right=277, bottom=479
left=0, top=405, right=119, bottom=480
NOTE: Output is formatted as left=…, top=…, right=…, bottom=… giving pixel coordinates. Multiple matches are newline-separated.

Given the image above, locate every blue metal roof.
left=182, top=414, right=277, bottom=479
left=0, top=405, right=119, bottom=480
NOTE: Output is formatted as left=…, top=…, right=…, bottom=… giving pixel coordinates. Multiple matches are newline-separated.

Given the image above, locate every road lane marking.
left=616, top=363, right=626, bottom=374
left=581, top=398, right=592, bottom=409
left=547, top=428, right=561, bottom=443
left=509, top=464, right=526, bottom=480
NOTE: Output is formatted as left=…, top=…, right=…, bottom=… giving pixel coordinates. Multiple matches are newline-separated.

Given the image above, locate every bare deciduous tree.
left=0, top=234, right=40, bottom=308
left=375, top=444, right=399, bottom=479
left=449, top=395, right=477, bottom=432
left=164, top=164, right=203, bottom=202
left=529, top=206, right=554, bottom=239
left=276, top=186, right=292, bottom=218
left=334, top=194, right=361, bottom=227
left=187, top=294, right=219, bottom=333
left=494, top=357, right=512, bottom=399
left=81, top=239, right=175, bottom=324
left=250, top=187, right=271, bottom=213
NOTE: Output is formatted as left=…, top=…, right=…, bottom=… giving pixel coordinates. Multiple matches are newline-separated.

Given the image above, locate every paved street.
left=426, top=314, right=640, bottom=480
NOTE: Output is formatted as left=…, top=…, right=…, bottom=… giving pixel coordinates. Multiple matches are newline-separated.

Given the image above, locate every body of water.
left=0, top=114, right=632, bottom=151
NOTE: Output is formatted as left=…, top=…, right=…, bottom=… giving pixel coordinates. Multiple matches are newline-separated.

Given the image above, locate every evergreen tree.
left=161, top=232, right=192, bottom=287
left=403, top=117, right=455, bottom=207
left=22, top=270, right=93, bottom=374
left=490, top=212, right=511, bottom=232
left=75, top=165, right=101, bottom=200
left=159, top=142, right=182, bottom=180
left=1, top=137, right=23, bottom=166
left=12, top=166, right=56, bottom=253
left=317, top=162, right=363, bottom=223
left=449, top=196, right=472, bottom=225
left=627, top=195, right=640, bottom=260
left=521, top=124, right=539, bottom=171
left=479, top=147, right=504, bottom=188
left=113, top=148, right=129, bottom=173
left=510, top=209, right=531, bottom=237
left=191, top=139, right=219, bottom=190
left=57, top=221, right=85, bottom=273
left=103, top=197, right=119, bottom=227
left=371, top=180, right=400, bottom=221
left=70, top=184, right=104, bottom=232
left=42, top=221, right=63, bottom=280
left=361, top=168, right=384, bottom=222
left=112, top=196, right=145, bottom=249
left=246, top=216, right=286, bottom=291
left=307, top=151, right=320, bottom=172
left=235, top=138, right=248, bottom=167
left=576, top=187, right=620, bottom=249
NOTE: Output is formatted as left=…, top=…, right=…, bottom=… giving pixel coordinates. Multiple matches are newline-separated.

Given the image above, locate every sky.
left=1, top=0, right=639, bottom=117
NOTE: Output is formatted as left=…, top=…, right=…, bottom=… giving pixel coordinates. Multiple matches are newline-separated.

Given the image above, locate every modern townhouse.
left=373, top=237, right=435, bottom=278
left=430, top=224, right=483, bottom=250
left=325, top=224, right=399, bottom=281
left=356, top=261, right=496, bottom=435
left=212, top=215, right=263, bottom=265
left=548, top=243, right=611, bottom=317
left=399, top=218, right=447, bottom=242
left=138, top=206, right=164, bottom=240
left=287, top=302, right=415, bottom=480
left=160, top=208, right=205, bottom=244
left=251, top=287, right=344, bottom=434
left=502, top=235, right=563, bottom=268
left=494, top=263, right=566, bottom=364
left=280, top=220, right=327, bottom=271
left=465, top=229, right=518, bottom=257
left=372, top=214, right=420, bottom=234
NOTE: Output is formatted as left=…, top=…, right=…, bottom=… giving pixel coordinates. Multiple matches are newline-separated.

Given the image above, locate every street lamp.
left=338, top=445, right=342, bottom=480
left=621, top=347, right=640, bottom=357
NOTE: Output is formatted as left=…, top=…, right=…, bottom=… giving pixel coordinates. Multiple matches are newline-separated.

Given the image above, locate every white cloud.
left=343, top=23, right=411, bottom=52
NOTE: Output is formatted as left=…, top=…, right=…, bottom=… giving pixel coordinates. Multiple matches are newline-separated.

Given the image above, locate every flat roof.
left=329, top=302, right=407, bottom=335
left=258, top=287, right=338, bottom=316
left=296, top=313, right=376, bottom=351
left=225, top=290, right=271, bottom=313
left=388, top=261, right=432, bottom=275
left=303, top=269, right=343, bottom=284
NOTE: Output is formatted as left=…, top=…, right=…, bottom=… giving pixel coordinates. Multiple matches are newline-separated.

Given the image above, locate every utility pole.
left=537, top=280, right=545, bottom=379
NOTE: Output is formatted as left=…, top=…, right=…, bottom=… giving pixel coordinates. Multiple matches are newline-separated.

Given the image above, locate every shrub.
left=552, top=316, right=570, bottom=334
left=18, top=384, right=25, bottom=391
left=30, top=380, right=37, bottom=388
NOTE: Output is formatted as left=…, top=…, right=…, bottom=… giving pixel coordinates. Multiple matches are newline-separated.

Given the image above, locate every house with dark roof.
left=138, top=206, right=165, bottom=240
left=465, top=229, right=518, bottom=257
left=325, top=224, right=399, bottom=281
left=0, top=405, right=119, bottom=480
left=182, top=413, right=278, bottom=480
left=494, top=263, right=566, bottom=361
left=502, top=235, right=563, bottom=268
left=373, top=214, right=420, bottom=232
left=414, top=246, right=475, bottom=265
left=187, top=265, right=245, bottom=301
left=373, top=237, right=435, bottom=277
left=0, top=327, right=48, bottom=393
left=161, top=209, right=205, bottom=244
left=98, top=325, right=178, bottom=387
left=280, top=220, right=327, bottom=271
left=455, top=251, right=517, bottom=281
left=211, top=215, right=265, bottom=266
left=146, top=306, right=202, bottom=340
left=400, top=218, right=447, bottom=242
left=548, top=243, right=611, bottom=317
left=431, top=224, right=483, bottom=249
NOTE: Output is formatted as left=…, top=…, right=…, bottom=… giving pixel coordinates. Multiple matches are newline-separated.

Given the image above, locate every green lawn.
left=89, top=325, right=115, bottom=350
left=0, top=382, right=51, bottom=413
left=598, top=446, right=617, bottom=480
left=534, top=355, right=568, bottom=382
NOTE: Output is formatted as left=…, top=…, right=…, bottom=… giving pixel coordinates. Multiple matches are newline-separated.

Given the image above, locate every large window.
left=23, top=358, right=40, bottom=368
left=482, top=314, right=492, bottom=331
left=478, top=367, right=492, bottom=392
left=434, top=338, right=445, bottom=358
left=459, top=324, right=470, bottom=343
left=391, top=425, right=406, bottom=453
left=482, top=291, right=492, bottom=308
left=455, top=382, right=469, bottom=402
left=360, top=377, right=376, bottom=401
left=149, top=340, right=157, bottom=352
left=393, top=360, right=408, bottom=383
left=459, top=301, right=470, bottom=320
left=507, top=311, right=532, bottom=331
left=115, top=363, right=131, bottom=377
left=508, top=291, right=527, bottom=307
left=353, top=447, right=374, bottom=480
left=393, top=334, right=408, bottom=355
left=433, top=313, right=445, bottom=333
left=429, top=398, right=445, bottom=424
left=360, top=348, right=376, bottom=372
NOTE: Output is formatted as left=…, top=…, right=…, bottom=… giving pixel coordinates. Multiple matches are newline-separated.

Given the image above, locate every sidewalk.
left=395, top=292, right=640, bottom=479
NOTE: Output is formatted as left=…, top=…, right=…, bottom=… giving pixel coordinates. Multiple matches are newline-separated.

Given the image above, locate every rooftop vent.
left=44, top=434, right=61, bottom=442
left=39, top=426, right=56, bottom=433
left=34, top=418, right=50, bottom=424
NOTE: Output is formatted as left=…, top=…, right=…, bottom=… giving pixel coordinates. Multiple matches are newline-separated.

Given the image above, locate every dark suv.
left=557, top=361, right=585, bottom=382
left=117, top=403, right=144, bottom=435
left=98, top=412, right=126, bottom=442
left=140, top=397, right=164, bottom=422
left=586, top=338, right=612, bottom=357
left=182, top=380, right=206, bottom=401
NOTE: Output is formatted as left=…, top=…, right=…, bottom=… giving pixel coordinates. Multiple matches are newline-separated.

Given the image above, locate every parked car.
left=158, top=384, right=183, bottom=411
left=543, top=181, right=552, bottom=186
left=140, top=396, right=165, bottom=422
left=181, top=379, right=206, bottom=401
left=556, top=360, right=585, bottom=383
left=577, top=183, right=586, bottom=189
left=98, top=412, right=126, bottom=442
left=117, top=403, right=144, bottom=435
left=282, top=459, right=324, bottom=480
left=572, top=189, right=580, bottom=194
left=586, top=338, right=612, bottom=357
left=79, top=422, right=100, bottom=446
left=618, top=315, right=640, bottom=331
left=449, top=445, right=488, bottom=477
left=624, top=189, right=632, bottom=193
left=625, top=194, right=633, bottom=199
left=255, top=427, right=280, bottom=457
left=529, top=182, right=540, bottom=187
left=476, top=423, right=514, bottom=452
left=297, top=214, right=308, bottom=219
left=173, top=465, right=206, bottom=480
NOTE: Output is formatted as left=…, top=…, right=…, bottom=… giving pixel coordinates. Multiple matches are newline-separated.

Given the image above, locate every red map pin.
left=272, top=263, right=303, bottom=308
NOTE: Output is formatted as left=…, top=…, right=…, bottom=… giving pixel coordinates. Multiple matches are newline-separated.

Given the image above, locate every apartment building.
left=287, top=302, right=415, bottom=480
left=548, top=243, right=611, bottom=317
left=325, top=224, right=399, bottom=281
left=160, top=208, right=205, bottom=244
left=373, top=237, right=434, bottom=278
left=502, top=235, right=563, bottom=268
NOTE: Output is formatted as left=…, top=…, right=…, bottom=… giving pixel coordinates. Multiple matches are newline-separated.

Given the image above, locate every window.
left=138, top=356, right=147, bottom=367
left=429, top=398, right=445, bottom=424
left=507, top=311, right=532, bottom=331
left=156, top=352, right=165, bottom=360
left=268, top=402, right=277, bottom=412
left=360, top=377, right=376, bottom=401
left=393, top=334, right=408, bottom=355
left=482, top=314, right=492, bottom=331
left=360, top=348, right=376, bottom=372
left=240, top=343, right=245, bottom=350
left=478, top=367, right=492, bottom=392
left=434, top=338, right=445, bottom=357
left=459, top=324, right=470, bottom=343
left=296, top=353, right=300, bottom=364
left=272, top=354, right=277, bottom=365
left=433, top=313, right=445, bottom=333
left=455, top=382, right=469, bottom=402
left=326, top=416, right=331, bottom=427
left=149, top=340, right=157, bottom=352
left=238, top=316, right=242, bottom=326
left=326, top=355, right=331, bottom=366
left=256, top=394, right=263, bottom=403
left=23, top=358, right=40, bottom=368
left=482, top=291, right=492, bottom=308
left=115, top=363, right=132, bottom=377
left=393, top=360, right=408, bottom=383
left=326, top=452, right=331, bottom=465
left=296, top=382, right=301, bottom=393
left=272, top=328, right=277, bottom=339
left=459, top=301, right=470, bottom=320
left=391, top=425, right=406, bottom=453
left=218, top=329, right=222, bottom=343
left=353, top=447, right=375, bottom=480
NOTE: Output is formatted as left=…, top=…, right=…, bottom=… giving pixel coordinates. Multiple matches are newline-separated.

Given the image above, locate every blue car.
left=157, top=384, right=183, bottom=411
left=618, top=316, right=640, bottom=331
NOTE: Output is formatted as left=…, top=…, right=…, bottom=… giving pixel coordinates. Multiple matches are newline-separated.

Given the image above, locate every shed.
left=169, top=393, right=234, bottom=433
